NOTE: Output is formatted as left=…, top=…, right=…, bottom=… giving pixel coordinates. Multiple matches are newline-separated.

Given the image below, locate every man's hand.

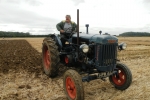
left=60, top=30, right=65, bottom=33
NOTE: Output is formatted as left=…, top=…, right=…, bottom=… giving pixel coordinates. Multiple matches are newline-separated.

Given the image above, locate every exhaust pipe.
left=77, top=9, right=79, bottom=46
left=77, top=9, right=79, bottom=59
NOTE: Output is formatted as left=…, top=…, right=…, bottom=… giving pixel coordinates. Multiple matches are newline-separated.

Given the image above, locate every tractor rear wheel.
left=109, top=62, right=132, bottom=90
left=63, top=70, right=84, bottom=100
left=42, top=37, right=60, bottom=77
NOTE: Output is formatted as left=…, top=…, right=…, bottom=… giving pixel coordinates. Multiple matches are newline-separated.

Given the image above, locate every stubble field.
left=0, top=37, right=150, bottom=100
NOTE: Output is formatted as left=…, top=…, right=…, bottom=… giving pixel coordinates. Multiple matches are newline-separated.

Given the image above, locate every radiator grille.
left=97, top=44, right=117, bottom=66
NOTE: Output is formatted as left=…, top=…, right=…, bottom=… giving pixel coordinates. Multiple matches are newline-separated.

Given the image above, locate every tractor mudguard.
left=49, top=34, right=62, bottom=51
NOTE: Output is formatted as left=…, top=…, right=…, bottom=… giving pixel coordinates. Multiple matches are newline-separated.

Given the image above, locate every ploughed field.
left=0, top=37, right=150, bottom=100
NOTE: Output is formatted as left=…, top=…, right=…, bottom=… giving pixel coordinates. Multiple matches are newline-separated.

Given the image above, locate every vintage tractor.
left=42, top=9, right=132, bottom=100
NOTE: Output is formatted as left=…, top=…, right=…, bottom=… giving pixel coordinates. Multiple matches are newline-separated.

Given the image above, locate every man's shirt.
left=64, top=23, right=72, bottom=33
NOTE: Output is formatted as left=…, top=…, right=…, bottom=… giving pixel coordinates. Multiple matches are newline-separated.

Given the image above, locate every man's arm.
left=56, top=21, right=62, bottom=31
left=56, top=21, right=65, bottom=33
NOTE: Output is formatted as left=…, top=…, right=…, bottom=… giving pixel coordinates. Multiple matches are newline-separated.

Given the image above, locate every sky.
left=0, top=0, right=150, bottom=35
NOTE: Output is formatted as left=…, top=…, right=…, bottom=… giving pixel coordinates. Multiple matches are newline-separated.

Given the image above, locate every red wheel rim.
left=65, top=56, right=69, bottom=64
left=44, top=46, right=51, bottom=69
left=66, top=77, right=76, bottom=99
left=112, top=68, right=126, bottom=86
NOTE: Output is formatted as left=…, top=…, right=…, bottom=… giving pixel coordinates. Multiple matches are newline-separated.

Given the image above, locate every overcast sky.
left=0, top=0, right=150, bottom=35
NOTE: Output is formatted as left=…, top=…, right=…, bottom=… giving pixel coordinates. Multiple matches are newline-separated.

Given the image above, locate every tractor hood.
left=72, top=33, right=118, bottom=44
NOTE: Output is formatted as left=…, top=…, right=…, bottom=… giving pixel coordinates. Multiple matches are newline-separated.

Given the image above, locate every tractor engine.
left=72, top=33, right=118, bottom=72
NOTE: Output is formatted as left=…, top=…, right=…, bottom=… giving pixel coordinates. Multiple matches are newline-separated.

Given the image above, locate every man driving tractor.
left=42, top=10, right=132, bottom=100
left=56, top=15, right=77, bottom=46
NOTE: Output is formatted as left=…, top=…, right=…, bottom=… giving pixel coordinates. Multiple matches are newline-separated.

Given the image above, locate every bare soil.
left=0, top=40, right=42, bottom=74
left=0, top=37, right=150, bottom=100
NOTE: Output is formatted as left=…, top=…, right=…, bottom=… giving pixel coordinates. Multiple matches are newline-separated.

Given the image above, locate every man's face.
left=66, top=16, right=71, bottom=23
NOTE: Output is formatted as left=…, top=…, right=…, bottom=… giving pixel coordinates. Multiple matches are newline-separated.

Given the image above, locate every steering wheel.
left=64, top=27, right=75, bottom=38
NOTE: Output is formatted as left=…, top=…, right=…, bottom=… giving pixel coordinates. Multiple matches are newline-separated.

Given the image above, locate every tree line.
left=0, top=31, right=50, bottom=37
left=1, top=31, right=150, bottom=37
left=119, top=32, right=150, bottom=37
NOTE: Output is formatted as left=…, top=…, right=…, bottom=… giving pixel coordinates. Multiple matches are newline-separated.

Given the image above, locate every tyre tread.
left=42, top=37, right=60, bottom=77
left=63, top=70, right=84, bottom=100
left=109, top=62, right=132, bottom=90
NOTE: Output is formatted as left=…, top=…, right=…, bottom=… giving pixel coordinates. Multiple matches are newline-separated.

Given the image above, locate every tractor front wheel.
left=109, top=62, right=132, bottom=90
left=63, top=70, right=84, bottom=100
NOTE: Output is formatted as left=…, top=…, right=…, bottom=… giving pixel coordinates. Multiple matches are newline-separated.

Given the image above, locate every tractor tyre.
left=42, top=37, right=60, bottom=77
left=63, top=69, right=84, bottom=100
left=109, top=62, right=132, bottom=90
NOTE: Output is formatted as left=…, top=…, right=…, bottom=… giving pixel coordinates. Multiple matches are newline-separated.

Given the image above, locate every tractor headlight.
left=80, top=44, right=89, bottom=53
left=118, top=42, right=127, bottom=50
